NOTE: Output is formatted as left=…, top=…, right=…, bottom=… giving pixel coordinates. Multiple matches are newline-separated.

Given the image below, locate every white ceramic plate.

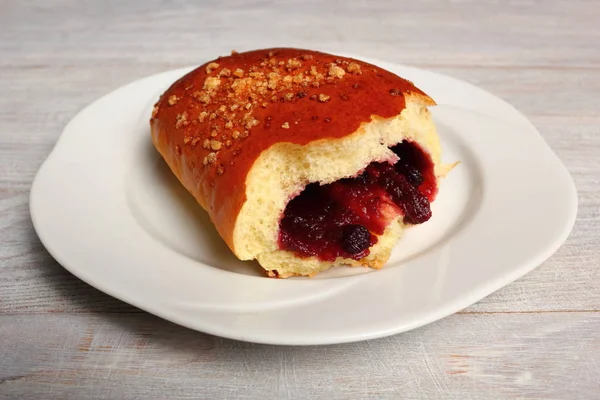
left=30, top=56, right=577, bottom=345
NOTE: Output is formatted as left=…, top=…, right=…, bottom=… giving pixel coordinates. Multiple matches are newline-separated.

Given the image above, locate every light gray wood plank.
left=1, top=312, right=599, bottom=399
left=2, top=0, right=599, bottom=68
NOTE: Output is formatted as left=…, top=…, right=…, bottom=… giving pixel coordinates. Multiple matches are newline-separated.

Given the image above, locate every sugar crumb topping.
left=210, top=140, right=222, bottom=150
left=175, top=112, right=188, bottom=128
left=168, top=95, right=179, bottom=105
left=328, top=64, right=345, bottom=78
left=347, top=62, right=362, bottom=75
left=286, top=58, right=302, bottom=70
left=203, top=77, right=221, bottom=91
left=172, top=52, right=379, bottom=176
left=206, top=62, right=220, bottom=73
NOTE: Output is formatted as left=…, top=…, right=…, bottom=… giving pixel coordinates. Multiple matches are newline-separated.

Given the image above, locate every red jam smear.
left=279, top=141, right=436, bottom=261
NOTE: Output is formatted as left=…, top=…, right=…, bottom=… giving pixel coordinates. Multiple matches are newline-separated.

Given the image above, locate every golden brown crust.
left=150, top=48, right=435, bottom=253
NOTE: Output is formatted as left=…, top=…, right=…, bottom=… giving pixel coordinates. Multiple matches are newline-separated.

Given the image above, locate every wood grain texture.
left=1, top=313, right=599, bottom=399
left=1, top=0, right=599, bottom=398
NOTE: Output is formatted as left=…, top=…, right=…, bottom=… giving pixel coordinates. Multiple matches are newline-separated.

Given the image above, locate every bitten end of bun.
left=151, top=48, right=451, bottom=277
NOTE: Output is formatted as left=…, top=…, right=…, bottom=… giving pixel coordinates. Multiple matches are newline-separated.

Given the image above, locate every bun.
left=150, top=48, right=450, bottom=277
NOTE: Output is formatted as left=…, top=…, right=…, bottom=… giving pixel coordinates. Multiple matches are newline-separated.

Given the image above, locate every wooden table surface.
left=1, top=1, right=599, bottom=398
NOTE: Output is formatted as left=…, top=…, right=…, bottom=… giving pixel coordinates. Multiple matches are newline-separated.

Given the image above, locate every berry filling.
left=279, top=141, right=436, bottom=261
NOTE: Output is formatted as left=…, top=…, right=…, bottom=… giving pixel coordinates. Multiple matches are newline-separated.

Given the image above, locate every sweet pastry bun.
left=150, top=48, right=453, bottom=278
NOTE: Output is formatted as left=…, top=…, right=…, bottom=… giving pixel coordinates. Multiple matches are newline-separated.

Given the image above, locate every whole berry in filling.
left=341, top=225, right=371, bottom=254
left=391, top=140, right=437, bottom=199
left=397, top=163, right=424, bottom=187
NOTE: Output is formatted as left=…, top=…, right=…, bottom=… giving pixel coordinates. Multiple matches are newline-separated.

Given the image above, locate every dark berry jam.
left=391, top=141, right=437, bottom=200
left=341, top=225, right=372, bottom=254
left=279, top=184, right=377, bottom=261
left=279, top=141, right=435, bottom=261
